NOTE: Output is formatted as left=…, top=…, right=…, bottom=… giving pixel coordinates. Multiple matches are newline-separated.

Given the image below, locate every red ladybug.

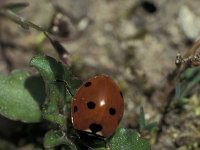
left=71, top=75, right=124, bottom=138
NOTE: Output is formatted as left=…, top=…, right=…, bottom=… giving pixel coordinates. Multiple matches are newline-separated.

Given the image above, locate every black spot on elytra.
left=109, top=107, right=116, bottom=115
left=120, top=91, right=123, bottom=98
left=89, top=123, right=103, bottom=134
left=87, top=101, right=96, bottom=109
left=74, top=106, right=78, bottom=112
left=84, top=82, right=92, bottom=87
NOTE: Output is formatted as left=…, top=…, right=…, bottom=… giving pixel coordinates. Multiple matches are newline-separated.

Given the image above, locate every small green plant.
left=0, top=2, right=151, bottom=150
left=175, top=67, right=200, bottom=105
left=0, top=55, right=151, bottom=149
left=139, top=108, right=157, bottom=134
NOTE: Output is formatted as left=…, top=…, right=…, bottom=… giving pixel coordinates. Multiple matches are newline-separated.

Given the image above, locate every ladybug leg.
left=55, top=79, right=74, bottom=97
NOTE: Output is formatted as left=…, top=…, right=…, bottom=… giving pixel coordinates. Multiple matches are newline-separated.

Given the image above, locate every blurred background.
left=1, top=0, right=200, bottom=149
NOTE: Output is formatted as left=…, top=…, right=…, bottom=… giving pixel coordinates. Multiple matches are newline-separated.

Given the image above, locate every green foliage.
left=0, top=2, right=152, bottom=149
left=139, top=107, right=157, bottom=133
left=30, top=55, right=82, bottom=127
left=0, top=54, right=151, bottom=149
left=108, top=128, right=150, bottom=150
left=30, top=55, right=82, bottom=96
left=73, top=127, right=150, bottom=150
left=31, top=55, right=150, bottom=149
left=44, top=130, right=76, bottom=150
left=0, top=70, right=44, bottom=122
left=175, top=68, right=200, bottom=105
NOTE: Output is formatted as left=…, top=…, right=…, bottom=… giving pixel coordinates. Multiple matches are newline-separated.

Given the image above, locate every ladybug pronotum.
left=71, top=75, right=124, bottom=138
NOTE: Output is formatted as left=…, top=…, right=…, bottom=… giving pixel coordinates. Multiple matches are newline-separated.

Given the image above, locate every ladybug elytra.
left=71, top=75, right=124, bottom=138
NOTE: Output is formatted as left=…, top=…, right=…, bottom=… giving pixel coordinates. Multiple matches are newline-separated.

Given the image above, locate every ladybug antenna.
left=56, top=79, right=74, bottom=97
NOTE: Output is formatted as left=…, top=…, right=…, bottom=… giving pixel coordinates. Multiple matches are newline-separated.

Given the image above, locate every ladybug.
left=71, top=75, right=124, bottom=138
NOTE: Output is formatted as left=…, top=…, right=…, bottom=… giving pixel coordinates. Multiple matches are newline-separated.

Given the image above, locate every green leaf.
left=0, top=70, right=44, bottom=122
left=180, top=68, right=198, bottom=80
left=176, top=68, right=200, bottom=105
left=181, top=74, right=200, bottom=98
left=44, top=130, right=77, bottom=150
left=91, top=128, right=151, bottom=150
left=139, top=107, right=145, bottom=132
left=30, top=55, right=82, bottom=92
left=30, top=55, right=82, bottom=126
left=30, top=55, right=63, bottom=82
left=143, top=122, right=157, bottom=132
left=139, top=107, right=157, bottom=133
left=175, top=81, right=181, bottom=100
left=108, top=128, right=150, bottom=150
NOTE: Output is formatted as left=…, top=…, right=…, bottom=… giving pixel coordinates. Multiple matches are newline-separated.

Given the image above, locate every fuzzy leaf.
left=44, top=130, right=77, bottom=150
left=30, top=55, right=82, bottom=126
left=0, top=70, right=44, bottom=122
left=92, top=128, right=150, bottom=150
left=108, top=128, right=150, bottom=150
left=30, top=55, right=82, bottom=94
